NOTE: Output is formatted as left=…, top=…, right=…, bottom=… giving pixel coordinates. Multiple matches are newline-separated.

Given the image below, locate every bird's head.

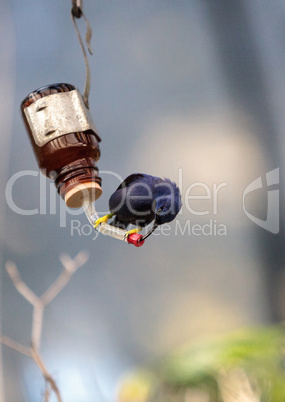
left=154, top=178, right=182, bottom=225
left=140, top=178, right=182, bottom=241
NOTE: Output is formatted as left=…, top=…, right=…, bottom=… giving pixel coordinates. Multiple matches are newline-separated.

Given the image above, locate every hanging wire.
left=71, top=0, right=93, bottom=108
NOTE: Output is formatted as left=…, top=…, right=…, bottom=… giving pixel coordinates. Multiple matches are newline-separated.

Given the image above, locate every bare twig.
left=31, top=346, right=62, bottom=402
left=0, top=334, right=31, bottom=357
left=45, top=382, right=51, bottom=402
left=41, top=251, right=89, bottom=306
left=5, top=261, right=39, bottom=306
left=1, top=252, right=89, bottom=401
left=32, top=303, right=44, bottom=350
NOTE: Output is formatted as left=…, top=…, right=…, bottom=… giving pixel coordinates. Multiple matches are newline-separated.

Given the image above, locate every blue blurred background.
left=0, top=0, right=284, bottom=401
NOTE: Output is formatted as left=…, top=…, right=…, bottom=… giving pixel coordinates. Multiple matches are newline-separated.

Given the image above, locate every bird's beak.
left=139, top=222, right=159, bottom=242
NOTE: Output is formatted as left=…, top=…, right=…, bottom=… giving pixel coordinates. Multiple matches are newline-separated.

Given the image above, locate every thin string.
left=71, top=1, right=93, bottom=108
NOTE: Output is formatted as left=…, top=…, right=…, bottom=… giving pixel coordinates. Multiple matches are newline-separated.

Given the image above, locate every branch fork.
left=1, top=251, right=89, bottom=401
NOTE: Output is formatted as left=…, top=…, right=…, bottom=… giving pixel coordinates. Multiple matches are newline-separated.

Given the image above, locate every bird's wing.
left=109, top=174, right=145, bottom=216
left=109, top=173, right=156, bottom=226
left=115, top=173, right=146, bottom=191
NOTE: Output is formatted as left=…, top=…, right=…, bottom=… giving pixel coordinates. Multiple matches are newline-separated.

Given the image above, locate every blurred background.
left=0, top=0, right=284, bottom=401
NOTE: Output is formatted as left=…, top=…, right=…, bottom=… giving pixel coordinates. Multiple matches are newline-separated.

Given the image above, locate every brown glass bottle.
left=21, top=83, right=102, bottom=208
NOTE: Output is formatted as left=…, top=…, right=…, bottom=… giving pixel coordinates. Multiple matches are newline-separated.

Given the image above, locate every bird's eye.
left=157, top=207, right=163, bottom=215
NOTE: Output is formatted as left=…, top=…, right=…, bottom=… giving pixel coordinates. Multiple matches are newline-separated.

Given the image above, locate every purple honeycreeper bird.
left=94, top=173, right=182, bottom=241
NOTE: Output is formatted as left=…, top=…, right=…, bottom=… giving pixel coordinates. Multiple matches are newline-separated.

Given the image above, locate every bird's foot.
left=124, top=227, right=142, bottom=238
left=94, top=213, right=114, bottom=228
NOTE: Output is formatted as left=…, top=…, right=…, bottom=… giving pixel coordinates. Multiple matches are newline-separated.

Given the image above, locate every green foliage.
left=118, top=326, right=285, bottom=401
left=155, top=326, right=285, bottom=401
